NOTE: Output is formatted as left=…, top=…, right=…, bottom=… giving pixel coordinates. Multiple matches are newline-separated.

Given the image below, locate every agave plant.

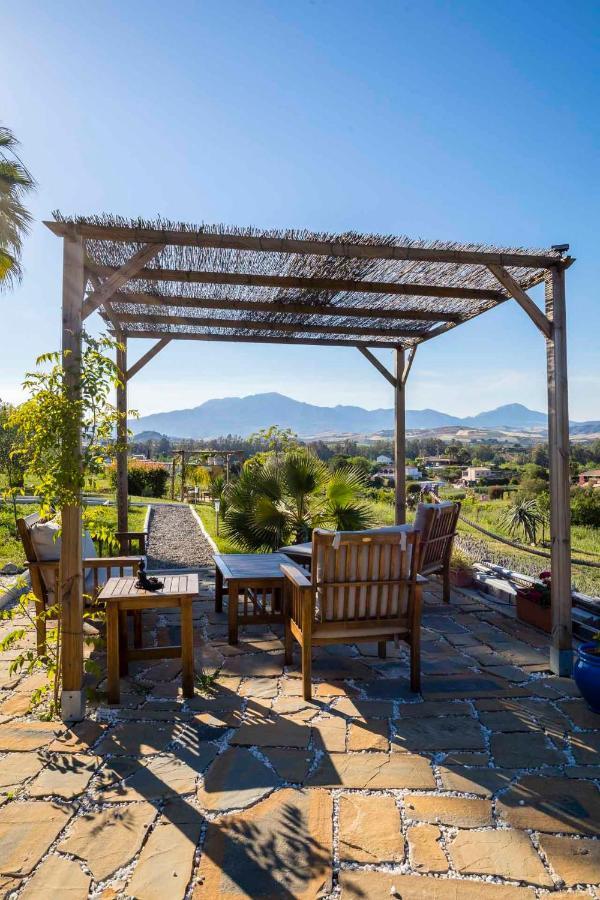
left=223, top=448, right=374, bottom=551
left=500, top=497, right=547, bottom=545
left=0, top=126, right=36, bottom=290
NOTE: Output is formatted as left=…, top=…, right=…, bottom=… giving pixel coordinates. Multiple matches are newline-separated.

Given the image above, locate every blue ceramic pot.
left=573, top=643, right=600, bottom=713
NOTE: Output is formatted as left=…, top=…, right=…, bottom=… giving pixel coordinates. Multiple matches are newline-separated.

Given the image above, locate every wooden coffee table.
left=99, top=573, right=199, bottom=704
left=214, top=553, right=304, bottom=645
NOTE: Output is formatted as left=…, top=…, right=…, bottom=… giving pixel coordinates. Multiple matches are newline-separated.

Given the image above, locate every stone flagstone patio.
left=0, top=575, right=599, bottom=898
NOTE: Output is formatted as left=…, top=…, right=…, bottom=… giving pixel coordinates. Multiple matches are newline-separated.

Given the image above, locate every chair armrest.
left=115, top=531, right=147, bottom=539
left=416, top=574, right=429, bottom=585
left=280, top=563, right=312, bottom=590
left=83, top=556, right=142, bottom=568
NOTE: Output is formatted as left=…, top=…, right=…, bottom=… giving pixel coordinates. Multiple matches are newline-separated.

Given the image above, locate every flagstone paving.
left=0, top=574, right=599, bottom=897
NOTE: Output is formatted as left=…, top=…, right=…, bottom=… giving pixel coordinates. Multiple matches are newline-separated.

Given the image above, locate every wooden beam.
left=487, top=264, right=552, bottom=339
left=108, top=328, right=408, bottom=350
left=101, top=290, right=464, bottom=323
left=394, top=348, right=406, bottom=525
left=116, top=338, right=128, bottom=534
left=126, top=337, right=172, bottom=380
left=111, top=311, right=426, bottom=340
left=60, top=235, right=85, bottom=722
left=88, top=263, right=504, bottom=302
left=545, top=267, right=572, bottom=676
left=81, top=243, right=165, bottom=319
left=87, top=270, right=122, bottom=334
left=45, top=221, right=567, bottom=270
left=357, top=347, right=397, bottom=388
left=401, top=346, right=417, bottom=385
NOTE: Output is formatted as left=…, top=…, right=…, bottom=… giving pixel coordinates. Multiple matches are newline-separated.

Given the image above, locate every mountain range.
left=129, top=392, right=599, bottom=440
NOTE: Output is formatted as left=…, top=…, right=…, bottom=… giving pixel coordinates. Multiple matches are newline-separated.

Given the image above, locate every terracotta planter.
left=516, top=591, right=552, bottom=633
left=450, top=567, right=473, bottom=588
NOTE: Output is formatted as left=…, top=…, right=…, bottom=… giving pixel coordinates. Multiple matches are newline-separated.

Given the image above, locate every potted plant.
left=449, top=548, right=474, bottom=588
left=515, top=571, right=552, bottom=633
left=573, top=632, right=600, bottom=713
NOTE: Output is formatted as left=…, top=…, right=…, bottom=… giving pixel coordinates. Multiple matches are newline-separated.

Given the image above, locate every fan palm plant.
left=500, top=497, right=547, bottom=545
left=0, top=126, right=36, bottom=290
left=223, top=448, right=374, bottom=551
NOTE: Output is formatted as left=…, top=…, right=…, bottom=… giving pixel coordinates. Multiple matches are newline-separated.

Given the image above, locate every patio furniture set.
left=18, top=500, right=460, bottom=703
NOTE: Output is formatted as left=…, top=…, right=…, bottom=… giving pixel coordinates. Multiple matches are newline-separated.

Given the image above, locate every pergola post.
left=116, top=338, right=128, bottom=532
left=545, top=267, right=572, bottom=676
left=394, top=347, right=406, bottom=525
left=60, top=234, right=85, bottom=721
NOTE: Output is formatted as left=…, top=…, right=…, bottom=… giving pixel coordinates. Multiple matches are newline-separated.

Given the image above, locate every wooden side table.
left=99, top=574, right=199, bottom=704
left=214, top=553, right=304, bottom=645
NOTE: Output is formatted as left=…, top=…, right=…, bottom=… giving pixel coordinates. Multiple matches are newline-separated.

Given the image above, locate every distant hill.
left=129, top=392, right=597, bottom=440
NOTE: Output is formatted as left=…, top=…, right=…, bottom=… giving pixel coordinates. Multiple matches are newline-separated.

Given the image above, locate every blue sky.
left=2, top=0, right=599, bottom=420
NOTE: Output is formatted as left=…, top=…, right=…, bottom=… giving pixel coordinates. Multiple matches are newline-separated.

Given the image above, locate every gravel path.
left=146, top=504, right=214, bottom=569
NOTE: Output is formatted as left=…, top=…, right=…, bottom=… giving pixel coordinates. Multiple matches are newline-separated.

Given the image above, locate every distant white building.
left=462, top=465, right=493, bottom=484
left=376, top=454, right=392, bottom=464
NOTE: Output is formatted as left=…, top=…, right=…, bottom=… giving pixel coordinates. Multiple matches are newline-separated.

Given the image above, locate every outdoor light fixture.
left=551, top=243, right=570, bottom=254
left=214, top=498, right=221, bottom=535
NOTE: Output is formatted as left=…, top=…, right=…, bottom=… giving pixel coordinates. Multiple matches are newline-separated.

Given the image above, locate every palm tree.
left=223, top=448, right=374, bottom=551
left=500, top=497, right=547, bottom=545
left=0, top=126, right=36, bottom=290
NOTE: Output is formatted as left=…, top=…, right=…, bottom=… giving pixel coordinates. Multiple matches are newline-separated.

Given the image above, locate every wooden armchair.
left=414, top=501, right=461, bottom=603
left=282, top=528, right=424, bottom=700
left=17, top=513, right=143, bottom=656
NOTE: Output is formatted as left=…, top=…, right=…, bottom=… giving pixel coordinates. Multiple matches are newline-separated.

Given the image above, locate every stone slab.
left=407, top=823, right=448, bottom=873
left=0, top=800, right=72, bottom=876
left=0, top=753, right=45, bottom=792
left=195, top=788, right=331, bottom=899
left=497, top=775, right=600, bottom=836
left=28, top=754, right=99, bottom=799
left=404, top=794, right=492, bottom=828
left=0, top=721, right=62, bottom=752
left=339, top=871, right=536, bottom=899
left=19, top=855, right=90, bottom=899
left=490, top=731, right=565, bottom=768
left=437, top=765, right=513, bottom=797
left=59, top=802, right=156, bottom=880
left=347, top=719, right=389, bottom=751
left=339, top=794, right=403, bottom=863
left=197, top=747, right=278, bottom=812
left=392, top=716, right=485, bottom=752
left=307, top=751, right=435, bottom=789
left=538, top=834, right=600, bottom=887
left=449, top=828, right=553, bottom=887
left=127, top=801, right=202, bottom=900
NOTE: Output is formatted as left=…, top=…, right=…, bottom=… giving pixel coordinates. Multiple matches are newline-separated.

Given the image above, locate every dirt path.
left=146, top=504, right=214, bottom=569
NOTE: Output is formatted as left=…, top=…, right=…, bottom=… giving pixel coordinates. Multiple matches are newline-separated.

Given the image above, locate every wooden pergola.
left=45, top=214, right=574, bottom=721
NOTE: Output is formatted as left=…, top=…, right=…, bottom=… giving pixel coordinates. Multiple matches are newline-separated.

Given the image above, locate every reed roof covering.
left=46, top=214, right=570, bottom=349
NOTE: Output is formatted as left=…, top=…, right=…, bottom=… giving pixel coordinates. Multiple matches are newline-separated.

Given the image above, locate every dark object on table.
left=135, top=559, right=164, bottom=592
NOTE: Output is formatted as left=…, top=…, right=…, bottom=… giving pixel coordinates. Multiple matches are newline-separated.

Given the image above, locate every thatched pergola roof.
left=46, top=214, right=572, bottom=349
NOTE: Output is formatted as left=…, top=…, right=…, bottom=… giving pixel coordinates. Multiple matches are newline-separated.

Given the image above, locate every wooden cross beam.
left=487, top=264, right=552, bottom=339
left=357, top=347, right=397, bottom=387
left=81, top=244, right=165, bottom=319
left=401, top=346, right=417, bottom=386
left=97, top=290, right=463, bottom=324
left=45, top=220, right=568, bottom=269
left=126, top=337, right=172, bottom=380
left=88, top=263, right=504, bottom=302
left=110, top=310, right=427, bottom=340
left=108, top=329, right=405, bottom=349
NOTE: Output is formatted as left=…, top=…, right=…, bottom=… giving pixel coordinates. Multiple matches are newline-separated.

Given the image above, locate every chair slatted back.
left=17, top=513, right=51, bottom=605
left=416, top=502, right=460, bottom=575
left=311, top=528, right=420, bottom=624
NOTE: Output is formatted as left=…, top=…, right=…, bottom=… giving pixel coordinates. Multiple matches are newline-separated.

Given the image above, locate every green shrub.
left=109, top=461, right=169, bottom=498
left=570, top=487, right=600, bottom=527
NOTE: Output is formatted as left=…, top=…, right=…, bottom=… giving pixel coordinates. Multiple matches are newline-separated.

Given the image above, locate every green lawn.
left=0, top=502, right=148, bottom=569
left=193, top=503, right=240, bottom=553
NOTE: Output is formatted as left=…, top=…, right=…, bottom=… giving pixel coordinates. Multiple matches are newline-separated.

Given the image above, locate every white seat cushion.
left=30, top=520, right=98, bottom=594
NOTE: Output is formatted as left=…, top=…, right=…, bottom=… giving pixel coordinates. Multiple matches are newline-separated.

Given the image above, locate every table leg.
left=228, top=579, right=239, bottom=645
left=181, top=597, right=194, bottom=698
left=118, top=610, right=129, bottom=676
left=215, top=566, right=223, bottom=613
left=107, top=604, right=120, bottom=705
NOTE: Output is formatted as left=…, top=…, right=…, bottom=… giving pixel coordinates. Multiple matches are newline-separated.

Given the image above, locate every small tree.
left=1, top=332, right=126, bottom=716
left=500, top=498, right=547, bottom=545
left=0, top=399, right=27, bottom=528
